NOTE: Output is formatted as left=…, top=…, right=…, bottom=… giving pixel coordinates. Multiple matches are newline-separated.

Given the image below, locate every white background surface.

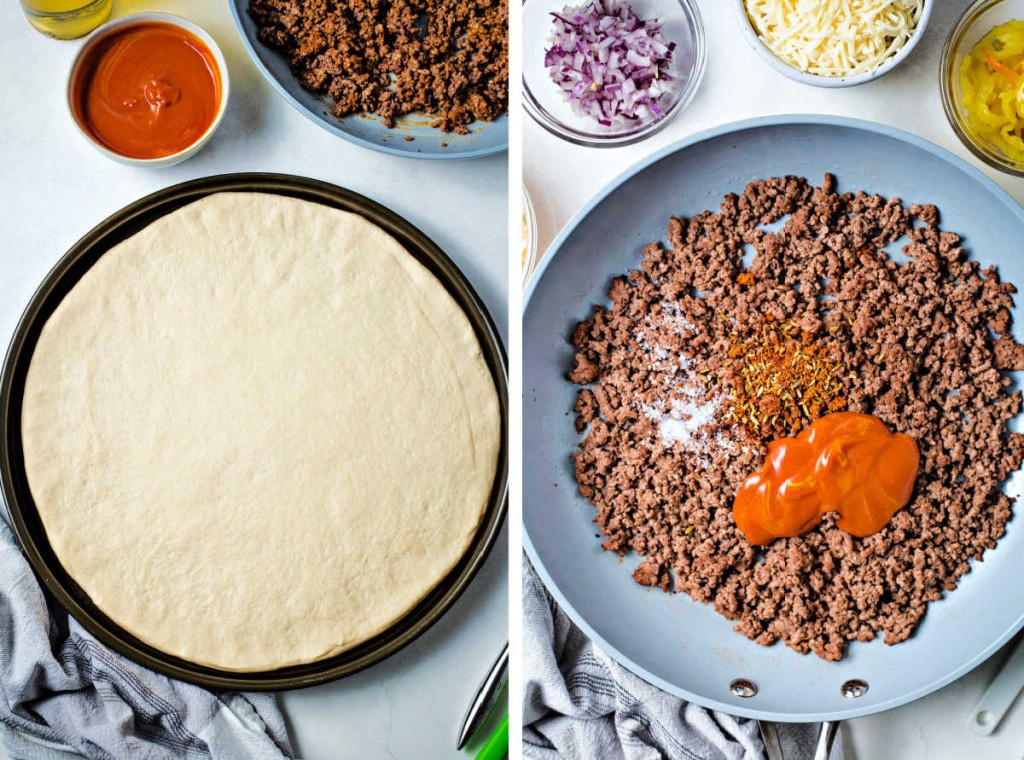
left=0, top=1, right=508, bottom=759
left=8, top=0, right=1024, bottom=758
left=524, top=1, right=1024, bottom=758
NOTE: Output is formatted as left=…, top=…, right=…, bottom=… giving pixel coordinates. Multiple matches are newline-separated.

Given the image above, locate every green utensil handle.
left=474, top=713, right=508, bottom=760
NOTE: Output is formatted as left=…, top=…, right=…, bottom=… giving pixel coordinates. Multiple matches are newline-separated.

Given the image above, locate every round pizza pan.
left=0, top=173, right=508, bottom=690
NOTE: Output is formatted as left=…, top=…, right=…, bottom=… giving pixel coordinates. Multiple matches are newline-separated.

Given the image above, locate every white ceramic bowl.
left=731, top=0, right=933, bottom=88
left=66, top=13, right=230, bottom=167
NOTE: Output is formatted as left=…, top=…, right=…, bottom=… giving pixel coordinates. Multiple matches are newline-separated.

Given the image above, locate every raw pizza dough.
left=21, top=192, right=501, bottom=672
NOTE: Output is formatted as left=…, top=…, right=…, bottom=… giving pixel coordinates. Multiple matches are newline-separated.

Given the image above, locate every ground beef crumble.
left=569, top=174, right=1024, bottom=661
left=249, top=0, right=508, bottom=133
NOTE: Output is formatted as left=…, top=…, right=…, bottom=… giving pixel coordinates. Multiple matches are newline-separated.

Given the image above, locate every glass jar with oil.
left=21, top=0, right=112, bottom=40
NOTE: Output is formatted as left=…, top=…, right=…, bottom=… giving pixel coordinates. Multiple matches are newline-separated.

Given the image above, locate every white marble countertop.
left=0, top=1, right=508, bottom=759
left=524, top=1, right=1024, bottom=758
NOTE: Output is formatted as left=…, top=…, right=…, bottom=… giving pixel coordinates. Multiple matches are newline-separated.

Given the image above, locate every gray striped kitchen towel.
left=523, top=558, right=843, bottom=760
left=0, top=517, right=293, bottom=760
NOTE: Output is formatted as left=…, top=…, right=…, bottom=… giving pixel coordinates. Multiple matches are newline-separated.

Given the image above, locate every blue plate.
left=229, top=0, right=508, bottom=160
left=524, top=115, right=1024, bottom=721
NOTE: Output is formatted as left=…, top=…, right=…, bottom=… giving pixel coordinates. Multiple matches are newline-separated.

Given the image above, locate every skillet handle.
left=756, top=720, right=784, bottom=760
left=757, top=720, right=837, bottom=760
left=813, top=721, right=839, bottom=760
left=967, top=632, right=1024, bottom=736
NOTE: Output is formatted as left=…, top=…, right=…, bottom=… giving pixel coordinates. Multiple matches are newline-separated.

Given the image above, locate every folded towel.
left=0, top=518, right=294, bottom=760
left=523, top=558, right=842, bottom=760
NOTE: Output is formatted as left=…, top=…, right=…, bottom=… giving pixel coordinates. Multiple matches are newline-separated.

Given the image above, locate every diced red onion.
left=545, top=0, right=675, bottom=126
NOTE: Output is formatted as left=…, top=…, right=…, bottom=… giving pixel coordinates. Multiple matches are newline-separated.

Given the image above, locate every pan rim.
left=522, top=113, right=1024, bottom=722
left=1, top=172, right=508, bottom=691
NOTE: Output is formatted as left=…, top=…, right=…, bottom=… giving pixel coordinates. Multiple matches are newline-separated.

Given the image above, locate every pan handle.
left=813, top=721, right=839, bottom=760
left=756, top=720, right=784, bottom=760
left=967, top=632, right=1024, bottom=736
left=757, top=720, right=838, bottom=760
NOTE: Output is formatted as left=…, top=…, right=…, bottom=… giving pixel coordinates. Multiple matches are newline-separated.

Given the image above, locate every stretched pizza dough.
left=21, top=192, right=501, bottom=671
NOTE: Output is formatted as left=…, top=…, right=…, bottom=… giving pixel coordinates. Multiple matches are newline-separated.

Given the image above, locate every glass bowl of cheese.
left=732, top=0, right=932, bottom=87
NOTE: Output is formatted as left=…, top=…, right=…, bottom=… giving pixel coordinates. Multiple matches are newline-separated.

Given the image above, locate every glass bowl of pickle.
left=942, top=0, right=1024, bottom=175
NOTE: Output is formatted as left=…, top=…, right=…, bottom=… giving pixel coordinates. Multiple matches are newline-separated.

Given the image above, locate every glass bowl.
left=941, top=0, right=1024, bottom=175
left=522, top=187, right=539, bottom=288
left=523, top=0, right=706, bottom=147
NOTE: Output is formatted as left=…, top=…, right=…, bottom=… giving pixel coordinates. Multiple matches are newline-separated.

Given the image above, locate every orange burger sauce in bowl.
left=67, top=14, right=229, bottom=166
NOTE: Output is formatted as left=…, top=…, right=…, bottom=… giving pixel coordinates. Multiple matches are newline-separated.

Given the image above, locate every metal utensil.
left=457, top=642, right=509, bottom=749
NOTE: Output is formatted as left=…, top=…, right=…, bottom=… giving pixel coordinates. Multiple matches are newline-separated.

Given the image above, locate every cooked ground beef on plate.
left=249, top=0, right=508, bottom=133
left=568, top=174, right=1024, bottom=661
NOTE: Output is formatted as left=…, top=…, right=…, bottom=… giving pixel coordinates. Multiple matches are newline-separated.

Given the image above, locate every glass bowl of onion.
left=942, top=0, right=1024, bottom=175
left=523, top=0, right=706, bottom=147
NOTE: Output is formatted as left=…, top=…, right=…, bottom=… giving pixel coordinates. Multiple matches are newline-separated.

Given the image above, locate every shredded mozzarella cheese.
left=744, top=0, right=924, bottom=77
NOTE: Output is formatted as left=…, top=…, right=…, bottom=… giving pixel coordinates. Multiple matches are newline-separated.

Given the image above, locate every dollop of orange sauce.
left=72, top=22, right=221, bottom=159
left=733, top=412, right=919, bottom=546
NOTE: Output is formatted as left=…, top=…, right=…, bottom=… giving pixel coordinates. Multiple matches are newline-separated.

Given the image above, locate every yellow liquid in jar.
left=21, top=0, right=112, bottom=40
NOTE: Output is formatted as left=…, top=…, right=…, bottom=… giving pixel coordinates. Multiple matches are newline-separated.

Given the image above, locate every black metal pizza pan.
left=0, top=173, right=508, bottom=690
